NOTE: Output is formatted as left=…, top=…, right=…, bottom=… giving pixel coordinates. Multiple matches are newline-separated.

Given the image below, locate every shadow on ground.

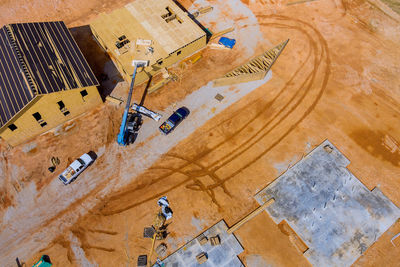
left=70, top=25, right=123, bottom=100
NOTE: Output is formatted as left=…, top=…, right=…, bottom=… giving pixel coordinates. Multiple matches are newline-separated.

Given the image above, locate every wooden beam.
left=210, top=27, right=235, bottom=41
left=227, top=198, right=275, bottom=234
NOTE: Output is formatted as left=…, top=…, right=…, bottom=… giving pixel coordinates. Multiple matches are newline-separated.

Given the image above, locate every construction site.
left=0, top=0, right=400, bottom=266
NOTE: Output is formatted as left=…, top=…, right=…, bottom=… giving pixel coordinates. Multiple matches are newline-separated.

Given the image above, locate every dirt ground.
left=1, top=0, right=400, bottom=266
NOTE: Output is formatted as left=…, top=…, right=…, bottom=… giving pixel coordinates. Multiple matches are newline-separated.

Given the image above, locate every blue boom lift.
left=117, top=60, right=161, bottom=146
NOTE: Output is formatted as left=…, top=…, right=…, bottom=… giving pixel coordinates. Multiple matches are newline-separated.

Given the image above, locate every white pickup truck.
left=58, top=153, right=95, bottom=185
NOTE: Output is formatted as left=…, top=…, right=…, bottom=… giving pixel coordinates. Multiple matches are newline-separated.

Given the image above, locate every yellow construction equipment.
left=147, top=197, right=172, bottom=267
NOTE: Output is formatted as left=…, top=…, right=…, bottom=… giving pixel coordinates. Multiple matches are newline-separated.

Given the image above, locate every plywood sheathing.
left=213, top=39, right=289, bottom=87
left=90, top=0, right=206, bottom=80
left=0, top=22, right=99, bottom=129
left=126, top=0, right=204, bottom=54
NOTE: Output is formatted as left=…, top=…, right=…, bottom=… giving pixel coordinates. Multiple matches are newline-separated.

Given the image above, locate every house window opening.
left=57, top=101, right=70, bottom=116
left=80, top=90, right=88, bottom=102
left=32, top=112, right=47, bottom=127
left=8, top=124, right=17, bottom=131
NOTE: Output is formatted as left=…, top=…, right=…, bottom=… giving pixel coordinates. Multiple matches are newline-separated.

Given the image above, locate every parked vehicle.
left=159, top=107, right=190, bottom=135
left=58, top=153, right=95, bottom=185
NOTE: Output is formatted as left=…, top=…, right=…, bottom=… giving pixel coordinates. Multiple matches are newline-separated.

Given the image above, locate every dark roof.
left=0, top=27, right=34, bottom=127
left=0, top=21, right=98, bottom=128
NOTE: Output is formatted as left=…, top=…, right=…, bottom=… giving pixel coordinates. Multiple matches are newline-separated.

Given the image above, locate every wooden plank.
left=227, top=198, right=274, bottom=234
left=106, top=95, right=123, bottom=105
left=209, top=27, right=235, bottom=41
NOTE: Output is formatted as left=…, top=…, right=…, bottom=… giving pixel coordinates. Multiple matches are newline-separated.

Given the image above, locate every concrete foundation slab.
left=255, top=140, right=400, bottom=267
left=161, top=220, right=244, bottom=267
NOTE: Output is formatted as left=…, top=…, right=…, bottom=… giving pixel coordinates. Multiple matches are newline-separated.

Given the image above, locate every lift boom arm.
left=117, top=62, right=147, bottom=146
left=131, top=103, right=162, bottom=121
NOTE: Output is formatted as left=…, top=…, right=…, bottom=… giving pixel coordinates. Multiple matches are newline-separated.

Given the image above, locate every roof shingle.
left=0, top=21, right=98, bottom=128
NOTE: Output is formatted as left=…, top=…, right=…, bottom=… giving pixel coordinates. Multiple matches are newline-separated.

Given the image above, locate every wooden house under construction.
left=0, top=21, right=101, bottom=146
left=90, top=0, right=207, bottom=84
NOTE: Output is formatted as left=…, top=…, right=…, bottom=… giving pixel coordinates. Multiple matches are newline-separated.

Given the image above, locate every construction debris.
left=213, top=39, right=289, bottom=87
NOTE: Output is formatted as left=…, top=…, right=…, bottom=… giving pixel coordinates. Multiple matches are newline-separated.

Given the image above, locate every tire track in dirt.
left=208, top=22, right=321, bottom=171
left=208, top=14, right=331, bottom=185
left=100, top=154, right=229, bottom=215
left=97, top=19, right=314, bottom=210
left=99, top=52, right=311, bottom=211
left=98, top=14, right=330, bottom=216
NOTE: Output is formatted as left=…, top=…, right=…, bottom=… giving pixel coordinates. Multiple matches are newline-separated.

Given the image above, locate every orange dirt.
left=1, top=0, right=400, bottom=266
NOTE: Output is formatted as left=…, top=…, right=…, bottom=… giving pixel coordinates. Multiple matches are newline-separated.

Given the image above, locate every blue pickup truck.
left=159, top=107, right=190, bottom=135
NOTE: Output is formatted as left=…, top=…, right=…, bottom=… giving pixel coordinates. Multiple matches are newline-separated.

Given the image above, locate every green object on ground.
left=32, top=255, right=52, bottom=267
